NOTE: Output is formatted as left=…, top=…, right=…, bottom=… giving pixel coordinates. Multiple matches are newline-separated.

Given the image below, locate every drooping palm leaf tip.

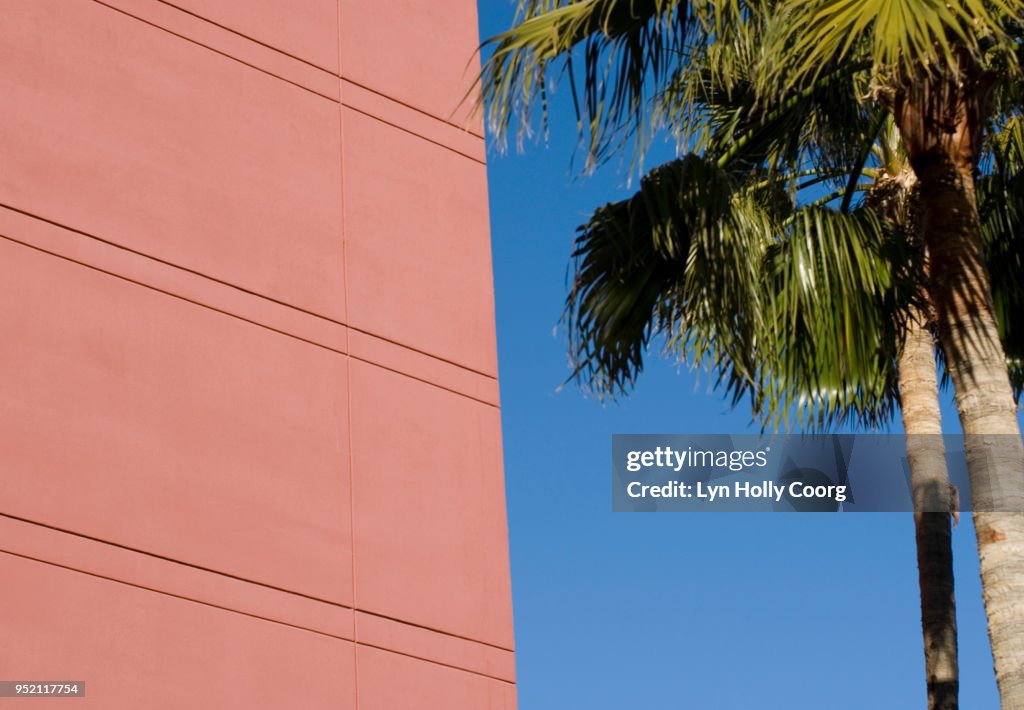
left=565, top=154, right=763, bottom=399
left=478, top=0, right=702, bottom=169
left=757, top=206, right=918, bottom=431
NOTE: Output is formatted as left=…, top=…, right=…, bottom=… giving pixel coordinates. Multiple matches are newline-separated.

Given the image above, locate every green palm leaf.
left=566, top=154, right=765, bottom=395
left=767, top=0, right=1020, bottom=90
left=479, top=0, right=693, bottom=165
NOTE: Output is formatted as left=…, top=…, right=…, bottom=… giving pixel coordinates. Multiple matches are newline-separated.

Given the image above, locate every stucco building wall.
left=0, top=1, right=515, bottom=707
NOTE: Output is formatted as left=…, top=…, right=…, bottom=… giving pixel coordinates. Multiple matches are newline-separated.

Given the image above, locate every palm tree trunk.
left=879, top=165, right=959, bottom=709
left=899, top=308, right=958, bottom=710
left=888, top=63, right=1024, bottom=704
left=914, top=152, right=1024, bottom=708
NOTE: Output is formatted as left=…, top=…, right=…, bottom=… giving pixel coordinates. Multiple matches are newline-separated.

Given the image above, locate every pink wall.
left=0, top=1, right=515, bottom=707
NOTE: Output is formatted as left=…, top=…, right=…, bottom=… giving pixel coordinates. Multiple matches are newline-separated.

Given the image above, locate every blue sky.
left=476, top=3, right=1009, bottom=707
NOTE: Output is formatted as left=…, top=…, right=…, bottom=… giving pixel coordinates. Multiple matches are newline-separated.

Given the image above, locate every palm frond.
left=565, top=153, right=767, bottom=396
left=752, top=206, right=918, bottom=430
left=478, top=0, right=702, bottom=167
left=766, top=0, right=1021, bottom=91
left=564, top=150, right=920, bottom=433
left=654, top=16, right=875, bottom=182
left=487, top=0, right=1024, bottom=428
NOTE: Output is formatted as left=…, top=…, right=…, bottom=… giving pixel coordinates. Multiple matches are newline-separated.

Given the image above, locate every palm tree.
left=478, top=1, right=1024, bottom=704
left=866, top=127, right=960, bottom=709
left=563, top=106, right=1024, bottom=710
left=565, top=90, right=1022, bottom=710
left=561, top=67, right=967, bottom=710
left=770, top=11, right=1024, bottom=701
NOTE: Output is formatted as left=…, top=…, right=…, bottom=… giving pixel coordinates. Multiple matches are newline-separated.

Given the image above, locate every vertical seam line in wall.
left=337, top=1, right=360, bottom=707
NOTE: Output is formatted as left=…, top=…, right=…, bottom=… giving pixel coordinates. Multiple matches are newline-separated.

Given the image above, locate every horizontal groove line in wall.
left=154, top=0, right=336, bottom=74
left=0, top=203, right=345, bottom=328
left=0, top=549, right=356, bottom=644
left=0, top=513, right=353, bottom=610
left=340, top=77, right=486, bottom=141
left=358, top=609, right=516, bottom=654
left=90, top=0, right=488, bottom=148
left=0, top=520, right=515, bottom=680
left=0, top=231, right=349, bottom=359
left=343, top=104, right=486, bottom=165
left=91, top=0, right=339, bottom=102
left=0, top=205, right=498, bottom=399
left=357, top=642, right=516, bottom=685
left=1, top=231, right=499, bottom=407
left=7, top=546, right=513, bottom=683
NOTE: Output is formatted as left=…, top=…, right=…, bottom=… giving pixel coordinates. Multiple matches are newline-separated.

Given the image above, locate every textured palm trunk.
left=877, top=167, right=959, bottom=709
left=891, top=66, right=1024, bottom=704
left=915, top=157, right=1024, bottom=707
left=899, top=308, right=958, bottom=710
